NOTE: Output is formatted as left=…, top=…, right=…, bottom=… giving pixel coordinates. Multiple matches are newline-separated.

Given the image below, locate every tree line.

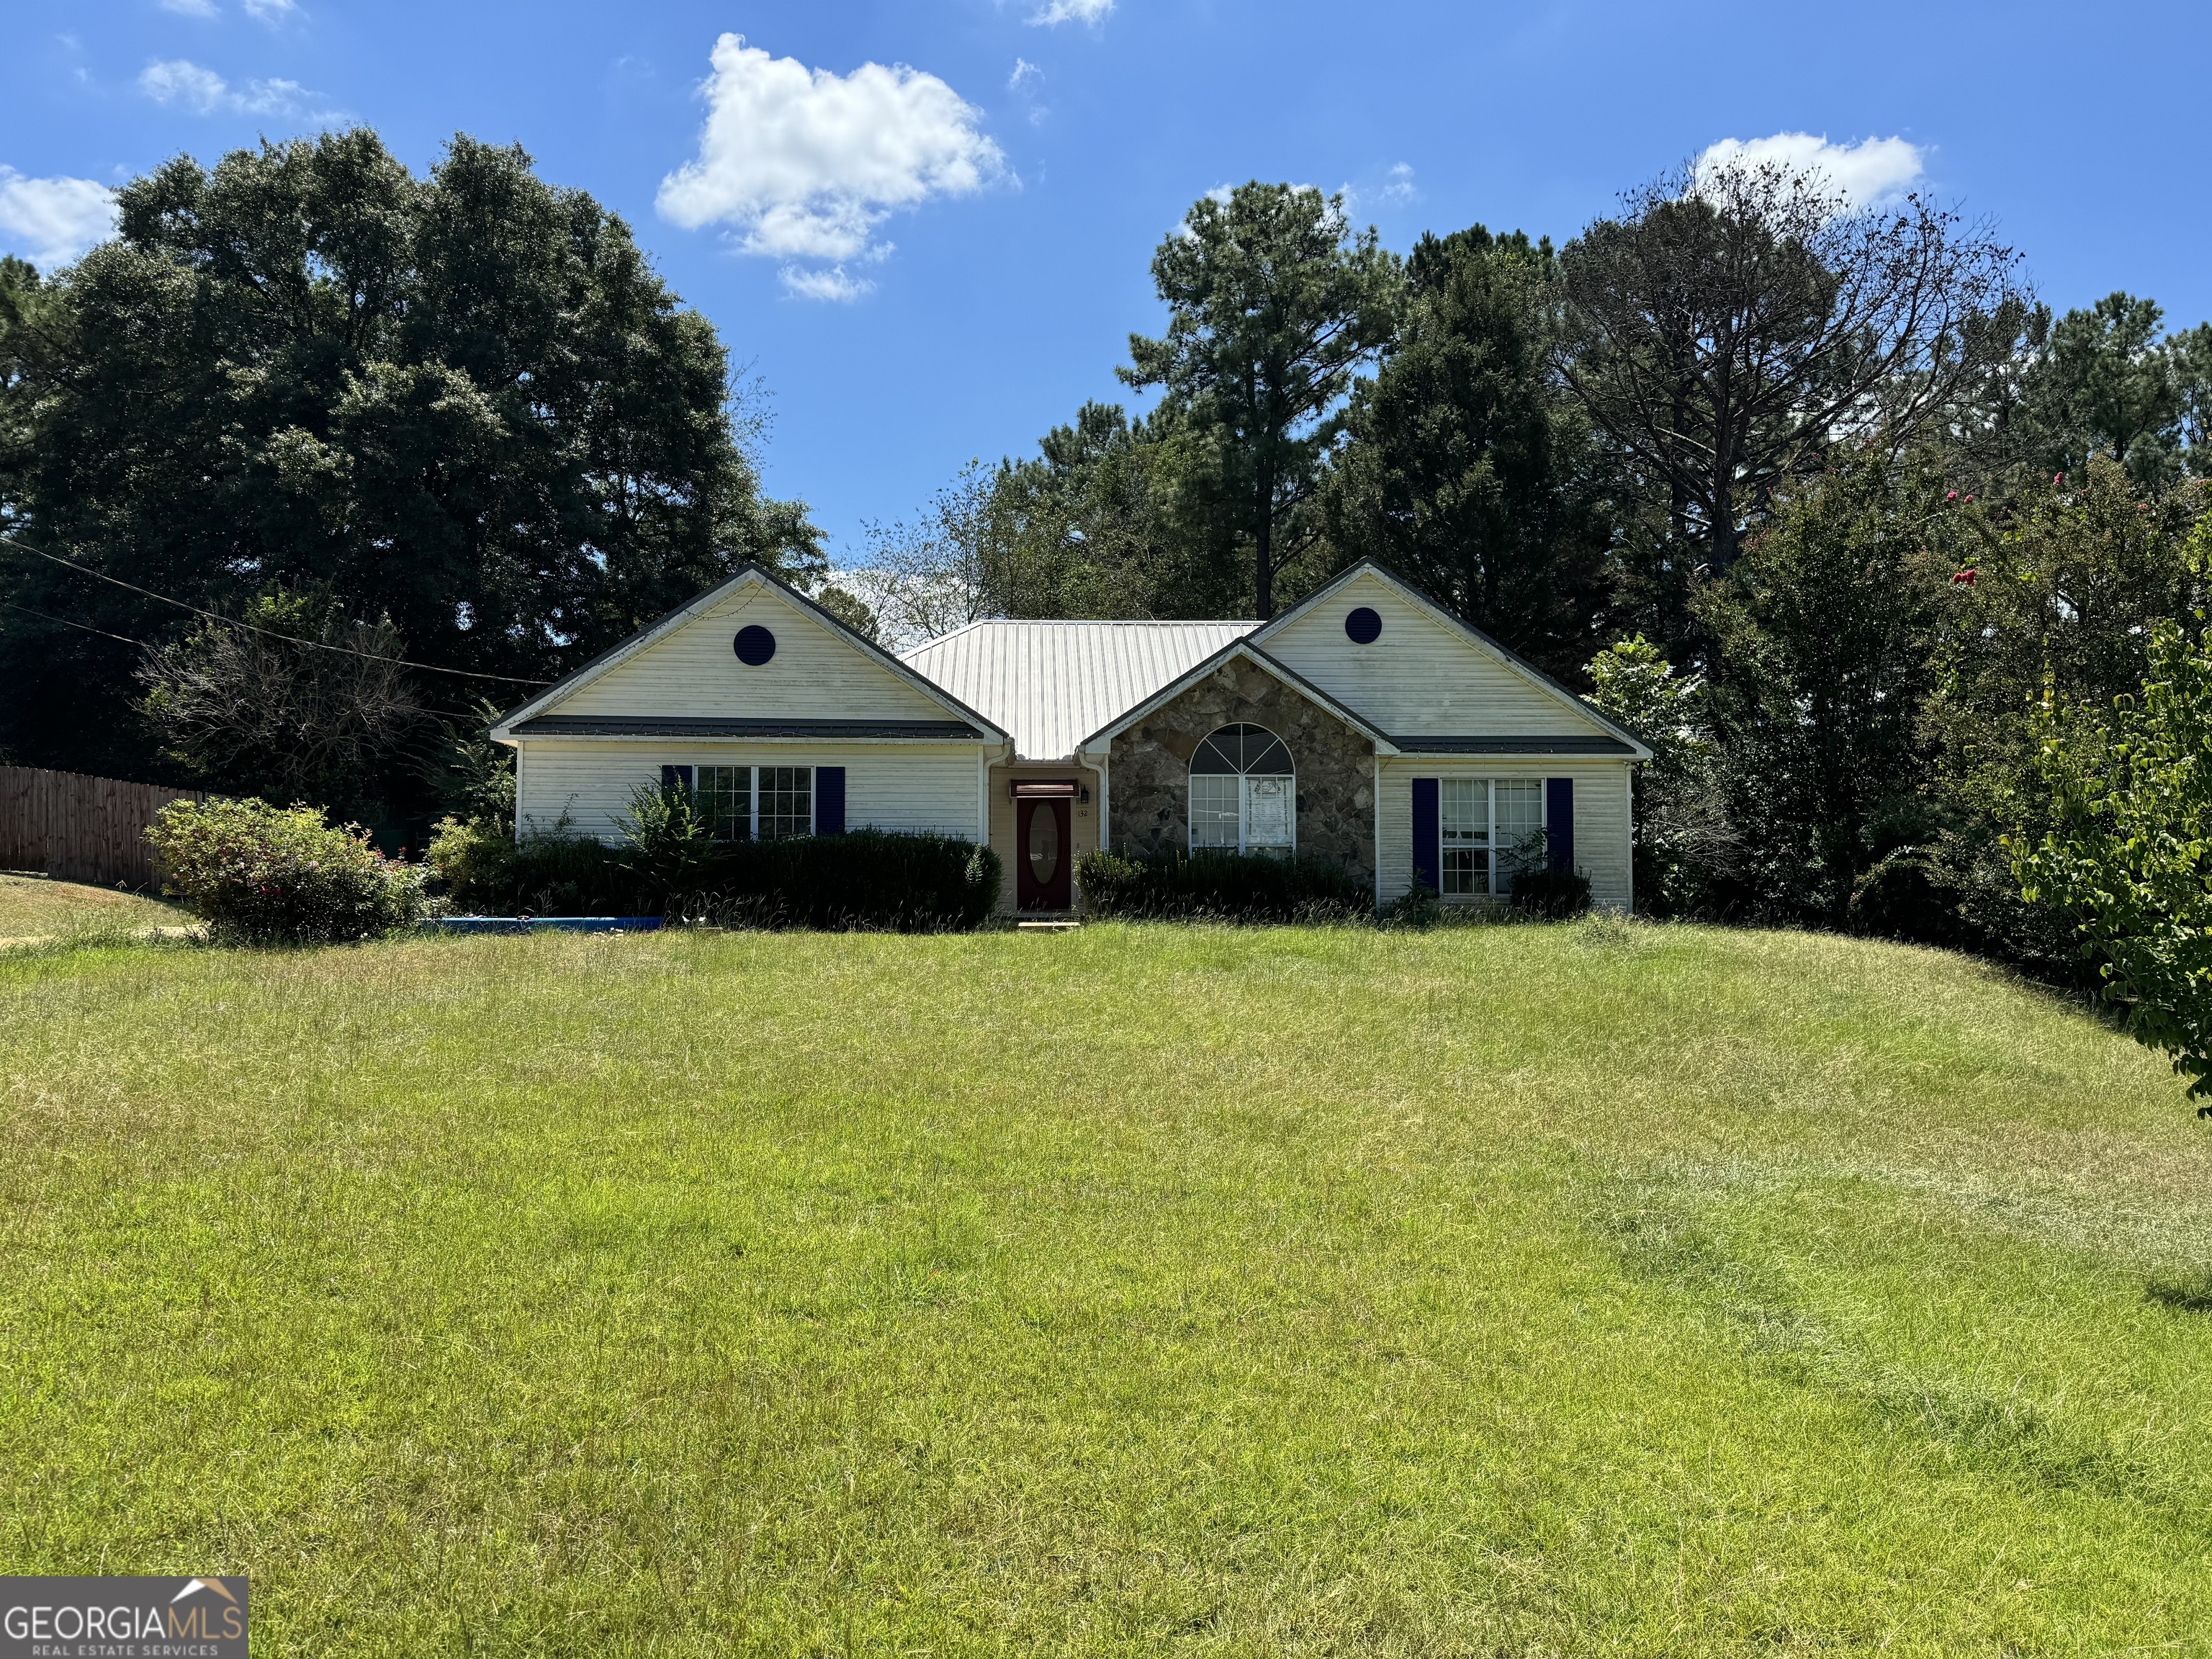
left=0, top=130, right=2205, bottom=1092
left=855, top=165, right=2208, bottom=990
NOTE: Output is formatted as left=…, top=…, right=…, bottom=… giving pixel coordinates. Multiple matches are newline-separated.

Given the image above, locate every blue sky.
left=4, top=1, right=2207, bottom=558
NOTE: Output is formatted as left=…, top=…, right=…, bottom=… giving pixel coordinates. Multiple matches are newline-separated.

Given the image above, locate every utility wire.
left=0, top=597, right=148, bottom=649
left=0, top=598, right=490, bottom=726
left=0, top=529, right=550, bottom=687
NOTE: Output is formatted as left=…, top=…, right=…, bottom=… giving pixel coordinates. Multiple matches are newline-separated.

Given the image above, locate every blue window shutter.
left=1411, top=777, right=1439, bottom=891
left=661, top=764, right=693, bottom=793
left=1547, top=777, right=1574, bottom=870
left=815, top=766, right=846, bottom=835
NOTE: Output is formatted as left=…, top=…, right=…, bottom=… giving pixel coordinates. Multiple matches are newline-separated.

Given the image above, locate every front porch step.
left=1016, top=916, right=1082, bottom=931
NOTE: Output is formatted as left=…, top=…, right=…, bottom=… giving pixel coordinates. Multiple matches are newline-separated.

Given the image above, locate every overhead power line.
left=0, top=530, right=550, bottom=686
left=0, top=598, right=488, bottom=725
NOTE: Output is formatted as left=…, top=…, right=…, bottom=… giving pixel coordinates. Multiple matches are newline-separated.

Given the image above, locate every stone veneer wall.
left=1107, top=657, right=1376, bottom=876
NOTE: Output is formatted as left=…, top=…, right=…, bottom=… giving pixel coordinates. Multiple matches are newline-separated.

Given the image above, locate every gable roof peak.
left=1251, top=558, right=1652, bottom=760
left=488, top=559, right=1009, bottom=744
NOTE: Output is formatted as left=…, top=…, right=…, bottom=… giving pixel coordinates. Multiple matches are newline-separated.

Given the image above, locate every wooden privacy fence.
left=0, top=765, right=205, bottom=889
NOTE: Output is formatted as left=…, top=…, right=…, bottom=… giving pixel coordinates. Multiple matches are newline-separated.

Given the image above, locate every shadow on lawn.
left=2144, top=1270, right=2212, bottom=1314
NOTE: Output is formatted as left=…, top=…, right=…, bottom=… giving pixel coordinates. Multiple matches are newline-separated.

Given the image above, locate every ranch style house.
left=487, top=559, right=1652, bottom=916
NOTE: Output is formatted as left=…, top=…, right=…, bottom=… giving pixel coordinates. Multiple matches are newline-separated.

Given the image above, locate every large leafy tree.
left=2015, top=609, right=2212, bottom=1103
left=1323, top=225, right=1611, bottom=678
left=1122, top=183, right=1400, bottom=619
left=1558, top=157, right=2024, bottom=576
left=0, top=129, right=816, bottom=799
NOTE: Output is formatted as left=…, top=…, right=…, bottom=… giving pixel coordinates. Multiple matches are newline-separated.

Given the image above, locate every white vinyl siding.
left=516, top=740, right=985, bottom=845
left=1378, top=756, right=1635, bottom=911
left=549, top=585, right=954, bottom=724
left=1262, top=570, right=1619, bottom=744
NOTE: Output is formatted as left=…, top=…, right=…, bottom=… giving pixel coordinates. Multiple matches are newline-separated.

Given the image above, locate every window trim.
left=1437, top=774, right=1547, bottom=899
left=1187, top=723, right=1297, bottom=856
left=673, top=763, right=816, bottom=842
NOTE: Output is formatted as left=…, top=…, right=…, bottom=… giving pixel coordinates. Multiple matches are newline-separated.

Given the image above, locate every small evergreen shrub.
left=426, top=817, right=629, bottom=916
left=147, top=796, right=424, bottom=945
left=1379, top=879, right=1444, bottom=929
left=1847, top=849, right=1969, bottom=948
left=1511, top=864, right=1594, bottom=920
left=1075, top=848, right=1370, bottom=922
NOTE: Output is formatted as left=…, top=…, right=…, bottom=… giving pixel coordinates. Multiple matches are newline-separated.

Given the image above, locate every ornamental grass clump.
left=146, top=796, right=424, bottom=945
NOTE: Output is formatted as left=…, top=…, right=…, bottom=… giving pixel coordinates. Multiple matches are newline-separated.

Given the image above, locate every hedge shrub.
left=147, top=797, right=424, bottom=945
left=1510, top=864, right=1594, bottom=920
left=680, top=830, right=1002, bottom=930
left=426, top=810, right=1001, bottom=931
left=1076, top=848, right=1370, bottom=922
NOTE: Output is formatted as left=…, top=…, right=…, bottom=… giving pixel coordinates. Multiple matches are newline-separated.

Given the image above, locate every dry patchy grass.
left=0, top=872, right=187, bottom=943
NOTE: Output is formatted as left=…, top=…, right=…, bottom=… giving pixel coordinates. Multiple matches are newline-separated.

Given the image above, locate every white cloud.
left=243, top=0, right=298, bottom=19
left=1007, top=57, right=1042, bottom=92
left=0, top=167, right=119, bottom=268
left=1379, top=161, right=1416, bottom=206
left=138, top=58, right=331, bottom=119
left=1694, top=132, right=1925, bottom=208
left=1030, top=0, right=1112, bottom=24
left=781, top=264, right=873, bottom=302
left=140, top=58, right=230, bottom=112
left=657, top=32, right=1005, bottom=297
left=158, top=0, right=221, bottom=17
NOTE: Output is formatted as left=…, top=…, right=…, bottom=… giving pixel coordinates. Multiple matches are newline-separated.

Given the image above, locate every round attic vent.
left=1344, top=606, right=1382, bottom=644
left=734, top=624, right=776, bottom=665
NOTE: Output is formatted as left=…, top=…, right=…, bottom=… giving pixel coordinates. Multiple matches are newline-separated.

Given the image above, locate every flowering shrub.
left=146, top=797, right=424, bottom=945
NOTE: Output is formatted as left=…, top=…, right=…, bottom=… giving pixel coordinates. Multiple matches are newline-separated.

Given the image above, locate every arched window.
left=1189, top=723, right=1295, bottom=854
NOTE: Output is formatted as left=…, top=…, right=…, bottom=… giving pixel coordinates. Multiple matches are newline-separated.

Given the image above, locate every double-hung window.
left=1439, top=778, right=1545, bottom=896
left=681, top=765, right=812, bottom=841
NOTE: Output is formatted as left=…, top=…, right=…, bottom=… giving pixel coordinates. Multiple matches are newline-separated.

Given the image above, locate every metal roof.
left=901, top=619, right=1257, bottom=760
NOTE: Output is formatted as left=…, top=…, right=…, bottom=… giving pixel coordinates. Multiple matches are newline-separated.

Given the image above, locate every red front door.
left=1016, top=796, right=1072, bottom=911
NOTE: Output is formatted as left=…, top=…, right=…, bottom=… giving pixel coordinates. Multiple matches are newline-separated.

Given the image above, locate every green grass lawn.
left=3, top=920, right=2208, bottom=1655
left=0, top=871, right=186, bottom=940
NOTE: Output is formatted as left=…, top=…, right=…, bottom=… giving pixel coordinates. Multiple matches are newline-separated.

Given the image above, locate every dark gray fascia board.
left=1389, top=734, right=1637, bottom=756
left=511, top=715, right=985, bottom=740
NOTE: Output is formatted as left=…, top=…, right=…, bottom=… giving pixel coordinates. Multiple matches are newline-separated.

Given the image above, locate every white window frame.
left=678, top=763, right=814, bottom=842
left=1439, top=775, right=1547, bottom=899
left=1187, top=726, right=1297, bottom=856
